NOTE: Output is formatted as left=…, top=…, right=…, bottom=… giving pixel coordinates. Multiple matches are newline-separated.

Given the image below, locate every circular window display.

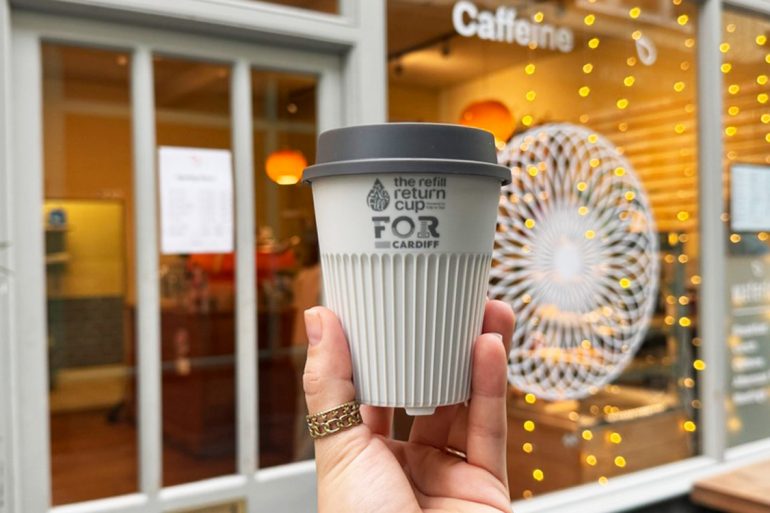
left=490, top=123, right=659, bottom=400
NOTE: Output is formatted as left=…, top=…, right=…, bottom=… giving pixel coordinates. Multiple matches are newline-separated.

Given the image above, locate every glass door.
left=10, top=10, right=342, bottom=513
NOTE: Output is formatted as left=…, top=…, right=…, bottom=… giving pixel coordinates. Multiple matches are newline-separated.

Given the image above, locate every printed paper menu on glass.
left=159, top=146, right=234, bottom=255
left=731, top=164, right=770, bottom=233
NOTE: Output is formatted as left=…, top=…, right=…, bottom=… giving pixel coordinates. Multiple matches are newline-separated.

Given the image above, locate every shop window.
left=721, top=10, right=770, bottom=448
left=42, top=44, right=137, bottom=505
left=388, top=0, right=700, bottom=499
left=251, top=70, right=319, bottom=467
left=154, top=56, right=237, bottom=485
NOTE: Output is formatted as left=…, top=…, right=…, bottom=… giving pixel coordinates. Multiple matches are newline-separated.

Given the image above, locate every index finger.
left=466, top=333, right=511, bottom=485
left=482, top=299, right=515, bottom=354
left=445, top=300, right=515, bottom=452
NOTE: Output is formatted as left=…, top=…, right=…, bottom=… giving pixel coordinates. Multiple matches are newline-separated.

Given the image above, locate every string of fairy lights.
left=722, top=16, right=770, bottom=246
left=722, top=14, right=770, bottom=434
left=510, top=0, right=769, bottom=500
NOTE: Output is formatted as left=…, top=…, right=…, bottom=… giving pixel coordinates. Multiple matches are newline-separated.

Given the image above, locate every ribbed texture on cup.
left=321, top=252, right=492, bottom=409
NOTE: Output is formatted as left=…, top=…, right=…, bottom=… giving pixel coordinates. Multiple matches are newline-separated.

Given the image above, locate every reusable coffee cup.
left=302, top=123, right=510, bottom=415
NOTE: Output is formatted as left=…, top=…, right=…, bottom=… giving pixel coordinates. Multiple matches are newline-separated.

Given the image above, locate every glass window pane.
left=251, top=70, right=319, bottom=467
left=722, top=9, right=770, bottom=448
left=388, top=0, right=700, bottom=499
left=154, top=56, right=237, bottom=485
left=43, top=43, right=137, bottom=505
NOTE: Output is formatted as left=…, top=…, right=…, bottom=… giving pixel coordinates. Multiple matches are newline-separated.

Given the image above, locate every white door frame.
left=0, top=1, right=14, bottom=512
left=6, top=8, right=356, bottom=513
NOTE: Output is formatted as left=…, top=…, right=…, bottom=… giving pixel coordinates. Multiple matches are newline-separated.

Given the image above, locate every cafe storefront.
left=0, top=0, right=769, bottom=512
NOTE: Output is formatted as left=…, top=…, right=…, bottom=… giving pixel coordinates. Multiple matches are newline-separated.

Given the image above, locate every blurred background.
left=1, top=0, right=769, bottom=512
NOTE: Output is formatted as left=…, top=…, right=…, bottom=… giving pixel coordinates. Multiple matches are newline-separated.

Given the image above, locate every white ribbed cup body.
left=311, top=173, right=500, bottom=415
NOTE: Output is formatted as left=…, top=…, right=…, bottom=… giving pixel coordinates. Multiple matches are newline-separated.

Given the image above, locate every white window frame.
left=2, top=0, right=770, bottom=512
left=0, top=2, right=13, bottom=512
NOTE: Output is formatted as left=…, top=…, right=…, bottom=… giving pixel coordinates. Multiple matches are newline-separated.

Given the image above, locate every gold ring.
left=306, top=400, right=363, bottom=439
left=444, top=446, right=468, bottom=460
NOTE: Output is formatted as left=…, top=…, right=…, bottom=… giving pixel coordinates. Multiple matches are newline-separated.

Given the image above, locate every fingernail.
left=491, top=332, right=504, bottom=343
left=304, top=309, right=323, bottom=346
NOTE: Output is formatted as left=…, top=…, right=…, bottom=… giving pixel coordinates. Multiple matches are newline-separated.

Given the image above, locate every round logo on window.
left=491, top=123, right=659, bottom=401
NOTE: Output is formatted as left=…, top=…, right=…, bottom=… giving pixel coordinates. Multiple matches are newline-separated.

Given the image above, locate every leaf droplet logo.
left=367, top=179, right=390, bottom=212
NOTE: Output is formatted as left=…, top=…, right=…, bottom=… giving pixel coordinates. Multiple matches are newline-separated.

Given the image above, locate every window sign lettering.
left=726, top=256, right=770, bottom=446
left=452, top=0, right=575, bottom=52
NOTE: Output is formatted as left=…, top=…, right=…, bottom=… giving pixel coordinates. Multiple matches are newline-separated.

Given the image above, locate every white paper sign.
left=731, top=163, right=770, bottom=232
left=159, top=146, right=233, bottom=255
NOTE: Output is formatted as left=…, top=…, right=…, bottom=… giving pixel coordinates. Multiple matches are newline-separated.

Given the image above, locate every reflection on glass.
left=251, top=70, right=319, bottom=467
left=154, top=56, right=236, bottom=485
left=172, top=501, right=244, bottom=513
left=721, top=10, right=770, bottom=448
left=250, top=0, right=337, bottom=14
left=388, top=0, right=700, bottom=498
left=43, top=44, right=137, bottom=505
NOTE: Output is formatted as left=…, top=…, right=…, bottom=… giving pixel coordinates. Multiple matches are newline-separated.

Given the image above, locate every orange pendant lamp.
left=266, top=149, right=307, bottom=185
left=459, top=100, right=515, bottom=147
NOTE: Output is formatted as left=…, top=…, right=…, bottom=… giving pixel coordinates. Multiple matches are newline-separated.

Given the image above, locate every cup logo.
left=367, top=179, right=390, bottom=212
left=369, top=176, right=445, bottom=250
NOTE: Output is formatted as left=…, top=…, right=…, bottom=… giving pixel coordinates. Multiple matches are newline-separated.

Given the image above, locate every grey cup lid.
left=302, top=123, right=511, bottom=185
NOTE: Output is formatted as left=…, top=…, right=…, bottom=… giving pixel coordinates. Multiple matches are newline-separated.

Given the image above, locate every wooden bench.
left=692, top=460, right=770, bottom=513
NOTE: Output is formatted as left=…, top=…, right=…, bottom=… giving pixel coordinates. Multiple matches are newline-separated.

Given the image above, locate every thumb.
left=303, top=307, right=370, bottom=473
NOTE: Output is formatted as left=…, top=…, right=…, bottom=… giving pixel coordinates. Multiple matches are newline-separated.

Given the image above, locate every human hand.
left=302, top=300, right=515, bottom=513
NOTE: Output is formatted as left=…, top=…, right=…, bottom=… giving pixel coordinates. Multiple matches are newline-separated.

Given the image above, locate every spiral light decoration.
left=490, top=123, right=659, bottom=400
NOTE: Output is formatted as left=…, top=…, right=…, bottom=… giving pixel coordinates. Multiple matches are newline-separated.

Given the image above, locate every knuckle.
left=470, top=419, right=507, bottom=442
left=303, top=368, right=324, bottom=397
